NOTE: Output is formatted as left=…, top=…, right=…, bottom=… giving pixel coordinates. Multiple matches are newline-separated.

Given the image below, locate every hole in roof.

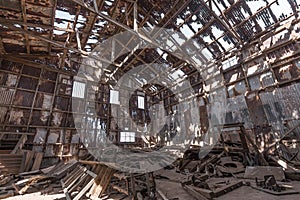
left=55, top=10, right=76, bottom=21
left=180, top=24, right=194, bottom=39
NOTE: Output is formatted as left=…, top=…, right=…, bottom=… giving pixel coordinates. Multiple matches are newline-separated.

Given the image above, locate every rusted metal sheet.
left=259, top=83, right=300, bottom=137
left=0, top=106, right=7, bottom=123
left=0, top=87, right=14, bottom=105
left=245, top=93, right=268, bottom=126
left=225, top=95, right=252, bottom=128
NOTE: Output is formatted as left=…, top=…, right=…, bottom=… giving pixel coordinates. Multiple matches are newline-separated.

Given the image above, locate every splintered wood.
left=61, top=163, right=115, bottom=200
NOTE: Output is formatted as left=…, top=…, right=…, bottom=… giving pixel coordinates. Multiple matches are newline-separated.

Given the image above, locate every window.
left=72, top=81, right=86, bottom=98
left=110, top=90, right=119, bottom=104
left=120, top=132, right=135, bottom=143
left=137, top=96, right=144, bottom=109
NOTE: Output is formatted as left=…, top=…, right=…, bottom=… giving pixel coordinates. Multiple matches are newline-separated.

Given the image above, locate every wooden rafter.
left=48, top=0, right=57, bottom=54
left=59, top=5, right=81, bottom=68
left=80, top=0, right=105, bottom=49
left=21, top=0, right=30, bottom=54
left=0, top=36, right=5, bottom=54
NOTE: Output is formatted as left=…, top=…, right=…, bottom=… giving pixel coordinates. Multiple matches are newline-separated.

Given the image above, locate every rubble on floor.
left=1, top=124, right=300, bottom=199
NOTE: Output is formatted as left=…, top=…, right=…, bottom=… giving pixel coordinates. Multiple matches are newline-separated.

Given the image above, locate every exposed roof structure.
left=0, top=1, right=300, bottom=199
left=0, top=0, right=299, bottom=152
left=0, top=0, right=299, bottom=63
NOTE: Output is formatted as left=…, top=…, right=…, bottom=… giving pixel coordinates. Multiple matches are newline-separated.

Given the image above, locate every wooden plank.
left=21, top=0, right=30, bottom=54
left=19, top=151, right=26, bottom=173
left=0, top=36, right=5, bottom=54
left=11, top=135, right=27, bottom=154
left=63, top=166, right=84, bottom=187
left=157, top=189, right=170, bottom=200
left=73, top=178, right=95, bottom=200
left=88, top=165, right=105, bottom=197
left=0, top=176, right=12, bottom=186
left=24, top=151, right=35, bottom=172
left=68, top=173, right=89, bottom=194
left=51, top=160, right=79, bottom=179
left=112, top=185, right=129, bottom=195
left=90, top=167, right=115, bottom=199
left=18, top=175, right=47, bottom=194
left=0, top=191, right=14, bottom=199
left=182, top=184, right=209, bottom=200
left=0, top=132, right=35, bottom=136
left=0, top=133, right=4, bottom=140
left=65, top=168, right=86, bottom=191
left=213, top=181, right=243, bottom=197
left=31, top=152, right=43, bottom=171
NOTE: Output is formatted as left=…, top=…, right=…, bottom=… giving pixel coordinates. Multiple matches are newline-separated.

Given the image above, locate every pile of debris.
left=0, top=156, right=157, bottom=200
left=1, top=123, right=300, bottom=199
left=157, top=123, right=300, bottom=199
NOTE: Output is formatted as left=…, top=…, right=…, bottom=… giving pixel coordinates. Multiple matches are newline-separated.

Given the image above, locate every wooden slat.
left=0, top=132, right=35, bottom=136
left=11, top=135, right=27, bottom=154
left=24, top=151, right=35, bottom=172
left=73, top=178, right=95, bottom=200
left=89, top=166, right=116, bottom=199
left=31, top=152, right=43, bottom=171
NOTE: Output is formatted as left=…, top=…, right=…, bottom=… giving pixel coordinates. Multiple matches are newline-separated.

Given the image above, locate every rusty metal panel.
left=225, top=95, right=252, bottom=128
left=0, top=87, right=14, bottom=105
left=0, top=106, right=7, bottom=123
left=259, top=83, right=300, bottom=136
left=260, top=72, right=275, bottom=88
left=245, top=93, right=268, bottom=126
left=248, top=76, right=261, bottom=90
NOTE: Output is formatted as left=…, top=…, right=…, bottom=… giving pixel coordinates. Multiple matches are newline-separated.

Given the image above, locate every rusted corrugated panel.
left=248, top=76, right=261, bottom=90
left=259, top=87, right=285, bottom=137
left=259, top=83, right=300, bottom=137
left=0, top=106, right=7, bottom=123
left=225, top=95, right=252, bottom=128
left=283, top=83, right=300, bottom=138
left=32, top=128, right=47, bottom=152
left=245, top=92, right=268, bottom=126
left=0, top=87, right=14, bottom=104
left=281, top=84, right=300, bottom=119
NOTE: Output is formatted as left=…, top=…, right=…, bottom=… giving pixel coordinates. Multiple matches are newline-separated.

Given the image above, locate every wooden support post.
left=75, top=28, right=82, bottom=51
left=93, top=0, right=99, bottom=13
left=111, top=38, right=115, bottom=62
left=133, top=1, right=138, bottom=31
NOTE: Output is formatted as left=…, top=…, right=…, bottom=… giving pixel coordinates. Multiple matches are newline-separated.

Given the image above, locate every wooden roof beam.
left=59, top=5, right=81, bottom=68
left=21, top=0, right=30, bottom=54
left=0, top=36, right=6, bottom=54
left=80, top=0, right=105, bottom=50
left=48, top=0, right=57, bottom=54
left=69, top=0, right=158, bottom=46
